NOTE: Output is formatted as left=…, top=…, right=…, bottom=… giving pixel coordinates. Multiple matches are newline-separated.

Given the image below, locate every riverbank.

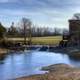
left=16, top=63, right=80, bottom=80
left=0, top=48, right=8, bottom=54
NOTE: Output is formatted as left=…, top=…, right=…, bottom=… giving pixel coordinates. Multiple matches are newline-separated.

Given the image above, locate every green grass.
left=32, top=36, right=62, bottom=45
left=7, top=36, right=62, bottom=45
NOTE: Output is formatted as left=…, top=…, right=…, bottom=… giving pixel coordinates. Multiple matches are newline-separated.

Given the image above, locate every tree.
left=53, top=27, right=61, bottom=36
left=21, top=18, right=32, bottom=45
left=0, top=22, right=6, bottom=38
left=7, top=22, right=18, bottom=37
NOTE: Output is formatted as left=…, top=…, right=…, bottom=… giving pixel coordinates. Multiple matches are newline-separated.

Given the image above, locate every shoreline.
left=16, top=63, right=80, bottom=80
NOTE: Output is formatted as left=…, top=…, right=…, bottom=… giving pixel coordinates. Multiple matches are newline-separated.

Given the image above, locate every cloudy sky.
left=0, top=0, right=80, bottom=28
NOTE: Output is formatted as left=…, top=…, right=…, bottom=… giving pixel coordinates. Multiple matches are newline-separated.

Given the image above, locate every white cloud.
left=0, top=0, right=80, bottom=28
left=0, top=9, right=42, bottom=16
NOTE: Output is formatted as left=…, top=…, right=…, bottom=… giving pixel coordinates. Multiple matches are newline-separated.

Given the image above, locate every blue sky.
left=0, top=0, right=80, bottom=29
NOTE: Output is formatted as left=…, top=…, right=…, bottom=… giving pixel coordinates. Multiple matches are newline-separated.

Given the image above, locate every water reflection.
left=0, top=54, right=7, bottom=64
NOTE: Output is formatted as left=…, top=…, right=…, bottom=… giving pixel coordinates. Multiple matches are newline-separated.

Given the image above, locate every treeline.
left=0, top=18, right=69, bottom=38
left=7, top=25, right=62, bottom=37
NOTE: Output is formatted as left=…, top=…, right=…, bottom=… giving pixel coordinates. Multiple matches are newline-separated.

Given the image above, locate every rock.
left=16, top=64, right=80, bottom=80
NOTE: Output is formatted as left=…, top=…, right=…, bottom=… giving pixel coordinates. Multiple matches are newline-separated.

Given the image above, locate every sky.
left=0, top=0, right=80, bottom=29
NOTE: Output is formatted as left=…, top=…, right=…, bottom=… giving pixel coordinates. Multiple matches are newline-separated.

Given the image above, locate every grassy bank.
left=7, top=36, right=62, bottom=45
left=17, top=64, right=80, bottom=80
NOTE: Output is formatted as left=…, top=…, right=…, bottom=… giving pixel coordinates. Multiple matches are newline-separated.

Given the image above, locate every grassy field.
left=32, top=36, right=62, bottom=45
left=7, top=36, right=62, bottom=45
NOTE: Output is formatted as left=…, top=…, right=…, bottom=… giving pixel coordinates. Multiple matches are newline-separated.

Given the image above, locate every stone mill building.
left=62, top=13, right=80, bottom=47
left=68, top=14, right=80, bottom=46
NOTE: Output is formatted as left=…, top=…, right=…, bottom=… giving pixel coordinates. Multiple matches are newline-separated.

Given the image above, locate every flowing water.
left=0, top=50, right=80, bottom=80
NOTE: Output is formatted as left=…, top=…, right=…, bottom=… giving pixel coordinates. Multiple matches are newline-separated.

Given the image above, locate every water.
left=0, top=51, right=80, bottom=80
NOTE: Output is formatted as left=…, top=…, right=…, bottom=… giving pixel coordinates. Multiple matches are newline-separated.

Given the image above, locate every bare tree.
left=21, top=18, right=32, bottom=45
left=53, top=27, right=61, bottom=36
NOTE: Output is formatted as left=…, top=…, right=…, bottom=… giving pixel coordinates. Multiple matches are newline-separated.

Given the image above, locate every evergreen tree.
left=0, top=22, right=6, bottom=38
